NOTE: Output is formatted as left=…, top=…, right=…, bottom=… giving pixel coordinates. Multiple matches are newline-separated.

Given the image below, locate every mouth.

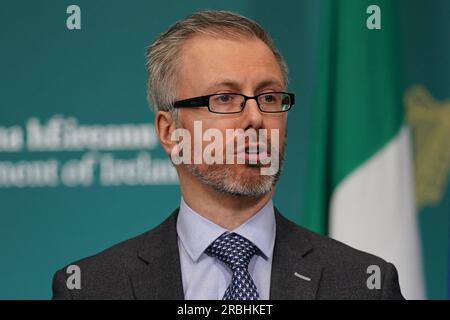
left=236, top=144, right=271, bottom=164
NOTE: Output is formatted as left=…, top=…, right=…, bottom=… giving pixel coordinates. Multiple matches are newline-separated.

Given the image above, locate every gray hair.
left=145, top=10, right=289, bottom=114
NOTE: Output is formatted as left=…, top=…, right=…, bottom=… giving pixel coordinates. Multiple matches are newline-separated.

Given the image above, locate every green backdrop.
left=0, top=0, right=448, bottom=299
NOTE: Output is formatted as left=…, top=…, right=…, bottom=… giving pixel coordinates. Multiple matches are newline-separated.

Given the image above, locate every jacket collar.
left=132, top=209, right=184, bottom=300
left=269, top=208, right=323, bottom=299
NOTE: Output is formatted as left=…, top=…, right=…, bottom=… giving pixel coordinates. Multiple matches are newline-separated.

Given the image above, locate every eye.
left=262, top=94, right=278, bottom=103
left=213, top=94, right=234, bottom=104
left=219, top=95, right=231, bottom=102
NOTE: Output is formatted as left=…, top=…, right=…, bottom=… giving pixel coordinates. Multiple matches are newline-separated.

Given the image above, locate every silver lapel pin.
left=294, top=272, right=311, bottom=281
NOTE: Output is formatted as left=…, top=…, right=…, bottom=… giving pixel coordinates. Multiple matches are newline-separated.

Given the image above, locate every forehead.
left=177, top=35, right=284, bottom=95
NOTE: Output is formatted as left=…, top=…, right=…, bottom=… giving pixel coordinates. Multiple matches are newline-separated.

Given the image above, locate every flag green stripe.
left=304, top=0, right=404, bottom=233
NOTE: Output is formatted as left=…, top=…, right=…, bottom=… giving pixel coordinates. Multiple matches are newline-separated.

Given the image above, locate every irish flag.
left=304, top=0, right=425, bottom=299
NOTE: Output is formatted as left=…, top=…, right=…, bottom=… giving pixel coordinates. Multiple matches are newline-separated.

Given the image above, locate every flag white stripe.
left=329, top=125, right=425, bottom=299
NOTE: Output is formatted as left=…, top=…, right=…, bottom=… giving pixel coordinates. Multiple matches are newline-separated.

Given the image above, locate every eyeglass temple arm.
left=173, top=96, right=210, bottom=108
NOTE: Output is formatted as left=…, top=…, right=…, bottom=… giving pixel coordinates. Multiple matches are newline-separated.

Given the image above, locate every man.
left=52, top=10, right=404, bottom=300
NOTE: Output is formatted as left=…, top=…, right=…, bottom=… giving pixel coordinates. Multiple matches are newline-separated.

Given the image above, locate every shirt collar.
left=176, top=197, right=276, bottom=263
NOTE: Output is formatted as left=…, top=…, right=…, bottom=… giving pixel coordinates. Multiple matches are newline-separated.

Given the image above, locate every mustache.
left=224, top=129, right=278, bottom=154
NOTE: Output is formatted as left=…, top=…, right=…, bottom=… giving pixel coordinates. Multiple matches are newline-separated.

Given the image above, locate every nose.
left=240, top=97, right=264, bottom=130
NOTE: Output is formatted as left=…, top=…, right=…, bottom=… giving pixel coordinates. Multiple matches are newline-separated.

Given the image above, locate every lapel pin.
left=294, top=272, right=311, bottom=281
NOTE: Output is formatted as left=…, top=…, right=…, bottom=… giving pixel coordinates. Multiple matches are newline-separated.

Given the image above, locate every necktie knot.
left=205, top=232, right=259, bottom=270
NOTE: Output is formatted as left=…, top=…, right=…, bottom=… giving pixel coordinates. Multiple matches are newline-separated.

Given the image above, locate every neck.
left=178, top=171, right=273, bottom=230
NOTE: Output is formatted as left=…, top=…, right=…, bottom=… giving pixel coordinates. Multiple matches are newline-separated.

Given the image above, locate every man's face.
left=175, top=35, right=287, bottom=197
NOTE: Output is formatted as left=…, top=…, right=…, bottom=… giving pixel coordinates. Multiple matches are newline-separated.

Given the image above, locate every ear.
left=155, top=111, right=177, bottom=156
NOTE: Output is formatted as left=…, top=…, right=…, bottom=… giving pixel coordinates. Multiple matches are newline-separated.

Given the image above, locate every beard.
left=183, top=136, right=286, bottom=198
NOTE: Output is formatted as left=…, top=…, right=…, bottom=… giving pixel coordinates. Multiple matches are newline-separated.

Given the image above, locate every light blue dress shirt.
left=176, top=197, right=276, bottom=300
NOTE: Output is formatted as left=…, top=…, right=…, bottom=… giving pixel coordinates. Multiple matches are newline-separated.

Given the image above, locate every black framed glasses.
left=173, top=92, right=295, bottom=114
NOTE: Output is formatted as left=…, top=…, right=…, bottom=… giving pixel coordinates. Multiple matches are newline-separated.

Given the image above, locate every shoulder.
left=274, top=210, right=404, bottom=299
left=65, top=211, right=176, bottom=270
left=52, top=211, right=178, bottom=299
left=275, top=209, right=387, bottom=265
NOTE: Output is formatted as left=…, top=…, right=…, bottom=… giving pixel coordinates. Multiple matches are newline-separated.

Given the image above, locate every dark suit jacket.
left=52, top=208, right=404, bottom=299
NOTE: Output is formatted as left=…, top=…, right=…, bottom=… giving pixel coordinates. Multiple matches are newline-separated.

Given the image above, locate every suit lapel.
left=270, top=209, right=323, bottom=299
left=129, top=207, right=323, bottom=300
left=131, top=209, right=184, bottom=300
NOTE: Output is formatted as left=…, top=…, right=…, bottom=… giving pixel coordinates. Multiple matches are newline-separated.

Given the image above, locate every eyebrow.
left=255, top=79, right=284, bottom=92
left=204, top=78, right=284, bottom=94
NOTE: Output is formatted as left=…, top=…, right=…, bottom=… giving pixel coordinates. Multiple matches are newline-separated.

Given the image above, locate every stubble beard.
left=184, top=139, right=286, bottom=198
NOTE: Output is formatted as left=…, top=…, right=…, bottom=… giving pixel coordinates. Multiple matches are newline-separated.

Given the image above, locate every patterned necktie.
left=205, top=232, right=260, bottom=300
